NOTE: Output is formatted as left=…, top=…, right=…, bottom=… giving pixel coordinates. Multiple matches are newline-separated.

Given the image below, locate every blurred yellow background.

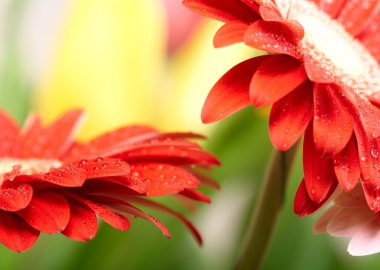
left=32, top=0, right=252, bottom=139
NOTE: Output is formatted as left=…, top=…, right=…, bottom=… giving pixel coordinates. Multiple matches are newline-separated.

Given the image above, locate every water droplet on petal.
left=371, top=149, right=379, bottom=159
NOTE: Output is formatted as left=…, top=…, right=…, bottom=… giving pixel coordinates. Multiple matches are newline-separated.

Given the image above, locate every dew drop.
left=371, top=149, right=379, bottom=159
left=80, top=160, right=88, bottom=165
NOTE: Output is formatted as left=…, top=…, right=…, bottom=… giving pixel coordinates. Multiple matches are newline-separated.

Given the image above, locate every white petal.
left=348, top=219, right=380, bottom=256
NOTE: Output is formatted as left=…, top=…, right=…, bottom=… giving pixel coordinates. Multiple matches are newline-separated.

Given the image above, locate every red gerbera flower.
left=0, top=109, right=219, bottom=252
left=183, top=0, right=380, bottom=215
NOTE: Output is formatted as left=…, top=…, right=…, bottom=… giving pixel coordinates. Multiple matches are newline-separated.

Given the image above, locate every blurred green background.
left=1, top=0, right=380, bottom=269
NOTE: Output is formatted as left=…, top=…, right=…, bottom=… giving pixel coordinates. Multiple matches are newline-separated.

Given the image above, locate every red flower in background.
left=183, top=0, right=380, bottom=215
left=0, top=109, right=219, bottom=252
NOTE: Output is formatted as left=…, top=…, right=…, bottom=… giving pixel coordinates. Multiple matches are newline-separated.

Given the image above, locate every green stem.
left=236, top=142, right=299, bottom=270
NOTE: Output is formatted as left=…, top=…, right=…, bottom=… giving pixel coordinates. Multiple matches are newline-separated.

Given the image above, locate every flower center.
left=0, top=158, right=62, bottom=183
left=275, top=0, right=380, bottom=96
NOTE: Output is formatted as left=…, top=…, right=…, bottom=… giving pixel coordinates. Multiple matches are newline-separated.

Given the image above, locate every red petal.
left=303, top=54, right=334, bottom=83
left=341, top=89, right=380, bottom=192
left=182, top=0, right=259, bottom=23
left=313, top=84, right=353, bottom=157
left=360, top=182, right=380, bottom=213
left=83, top=199, right=130, bottom=231
left=125, top=137, right=202, bottom=150
left=269, top=81, right=313, bottom=151
left=0, top=184, right=33, bottom=211
left=72, top=158, right=130, bottom=179
left=130, top=163, right=201, bottom=196
left=128, top=197, right=203, bottom=245
left=352, top=122, right=380, bottom=192
left=213, top=22, right=247, bottom=48
left=244, top=20, right=304, bottom=59
left=94, top=196, right=171, bottom=238
left=358, top=26, right=380, bottom=63
left=249, top=55, right=307, bottom=107
left=17, top=191, right=70, bottom=233
left=318, top=0, right=347, bottom=18
left=0, top=110, right=19, bottom=156
left=337, top=86, right=380, bottom=138
left=201, top=56, right=270, bottom=123
left=240, top=0, right=260, bottom=13
left=11, top=115, right=43, bottom=158
left=303, top=125, right=337, bottom=203
left=154, top=131, right=206, bottom=141
left=31, top=164, right=87, bottom=187
left=370, top=92, right=380, bottom=107
left=66, top=193, right=130, bottom=232
left=354, top=94, right=380, bottom=139
left=25, top=158, right=128, bottom=188
left=180, top=189, right=211, bottom=203
left=362, top=182, right=380, bottom=212
left=12, top=110, right=84, bottom=158
left=121, top=145, right=219, bottom=167
left=337, top=0, right=379, bottom=36
left=0, top=212, right=39, bottom=252
left=357, top=10, right=380, bottom=62
left=37, top=110, right=85, bottom=158
left=63, top=126, right=158, bottom=161
left=94, top=176, right=147, bottom=194
left=333, top=136, right=361, bottom=191
left=62, top=197, right=98, bottom=241
left=82, top=180, right=145, bottom=199
left=258, top=3, right=283, bottom=20
left=188, top=169, right=220, bottom=189
left=294, top=178, right=337, bottom=216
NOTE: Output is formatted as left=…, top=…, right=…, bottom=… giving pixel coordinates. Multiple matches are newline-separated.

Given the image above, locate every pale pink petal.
left=327, top=208, right=373, bottom=237
left=348, top=219, right=380, bottom=256
left=334, top=185, right=368, bottom=208
left=313, top=205, right=340, bottom=233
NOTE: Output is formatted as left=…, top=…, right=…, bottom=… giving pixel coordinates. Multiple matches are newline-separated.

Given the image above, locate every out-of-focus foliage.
left=1, top=1, right=380, bottom=270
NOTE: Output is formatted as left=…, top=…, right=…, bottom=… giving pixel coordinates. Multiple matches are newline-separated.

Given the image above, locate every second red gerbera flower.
left=183, top=0, right=380, bottom=215
left=0, top=109, right=219, bottom=252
